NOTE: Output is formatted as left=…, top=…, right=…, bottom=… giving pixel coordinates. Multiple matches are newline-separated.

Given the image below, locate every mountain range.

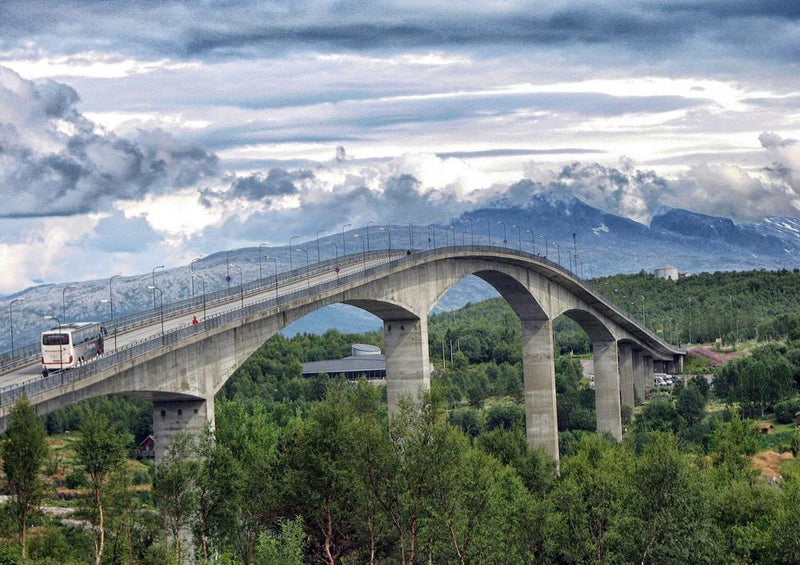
left=3, top=191, right=800, bottom=352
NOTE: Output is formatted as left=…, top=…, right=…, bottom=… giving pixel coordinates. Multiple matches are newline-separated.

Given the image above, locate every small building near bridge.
left=302, top=344, right=386, bottom=381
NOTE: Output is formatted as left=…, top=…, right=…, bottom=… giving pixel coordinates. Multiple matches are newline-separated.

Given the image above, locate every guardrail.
left=0, top=244, right=681, bottom=408
left=0, top=249, right=391, bottom=373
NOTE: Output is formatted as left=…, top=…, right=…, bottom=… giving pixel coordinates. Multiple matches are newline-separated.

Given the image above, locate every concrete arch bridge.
left=0, top=245, right=683, bottom=465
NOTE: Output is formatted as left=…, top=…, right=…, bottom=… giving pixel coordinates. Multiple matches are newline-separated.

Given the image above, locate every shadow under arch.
left=559, top=308, right=615, bottom=343
left=428, top=267, right=547, bottom=322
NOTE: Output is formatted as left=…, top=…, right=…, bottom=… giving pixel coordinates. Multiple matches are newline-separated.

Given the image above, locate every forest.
left=3, top=268, right=800, bottom=564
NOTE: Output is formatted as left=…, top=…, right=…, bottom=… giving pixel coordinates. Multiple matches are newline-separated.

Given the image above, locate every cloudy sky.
left=1, top=1, right=799, bottom=294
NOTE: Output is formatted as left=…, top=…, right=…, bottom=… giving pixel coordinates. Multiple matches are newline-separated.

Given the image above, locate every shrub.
left=774, top=398, right=800, bottom=424
left=64, top=471, right=87, bottom=489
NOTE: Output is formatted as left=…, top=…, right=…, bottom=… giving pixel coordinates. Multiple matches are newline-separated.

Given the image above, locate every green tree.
left=1, top=398, right=49, bottom=560
left=153, top=432, right=199, bottom=564
left=254, top=517, right=307, bottom=565
left=75, top=411, right=132, bottom=565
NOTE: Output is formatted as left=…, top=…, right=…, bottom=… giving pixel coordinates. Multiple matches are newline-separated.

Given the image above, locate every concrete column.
left=521, top=319, right=559, bottom=463
left=643, top=355, right=654, bottom=389
left=618, top=343, right=634, bottom=412
left=594, top=340, right=622, bottom=440
left=384, top=318, right=431, bottom=415
left=631, top=349, right=643, bottom=402
left=675, top=355, right=684, bottom=374
left=153, top=396, right=215, bottom=460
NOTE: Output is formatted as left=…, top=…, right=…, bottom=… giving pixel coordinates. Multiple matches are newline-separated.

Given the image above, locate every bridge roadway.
left=0, top=252, right=393, bottom=388
left=0, top=245, right=684, bottom=466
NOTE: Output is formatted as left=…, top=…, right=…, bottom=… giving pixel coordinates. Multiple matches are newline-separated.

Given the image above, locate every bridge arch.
left=1, top=245, right=683, bottom=465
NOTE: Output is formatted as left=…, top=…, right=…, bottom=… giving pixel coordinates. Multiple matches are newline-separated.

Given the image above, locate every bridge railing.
left=0, top=249, right=396, bottom=372
left=0, top=244, right=679, bottom=406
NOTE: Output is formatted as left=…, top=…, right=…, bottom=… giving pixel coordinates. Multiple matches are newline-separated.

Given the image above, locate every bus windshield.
left=42, top=334, right=69, bottom=346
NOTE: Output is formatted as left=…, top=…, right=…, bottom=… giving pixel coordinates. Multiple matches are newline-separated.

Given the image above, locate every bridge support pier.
left=594, top=340, right=622, bottom=440
left=643, top=354, right=654, bottom=390
left=618, top=343, right=635, bottom=412
left=521, top=319, right=559, bottom=463
left=384, top=318, right=431, bottom=415
left=631, top=349, right=643, bottom=402
left=152, top=397, right=215, bottom=460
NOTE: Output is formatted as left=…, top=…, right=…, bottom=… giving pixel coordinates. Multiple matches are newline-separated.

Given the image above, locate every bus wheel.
left=42, top=368, right=49, bottom=378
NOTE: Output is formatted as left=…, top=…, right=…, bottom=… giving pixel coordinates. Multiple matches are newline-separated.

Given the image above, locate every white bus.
left=41, top=322, right=105, bottom=377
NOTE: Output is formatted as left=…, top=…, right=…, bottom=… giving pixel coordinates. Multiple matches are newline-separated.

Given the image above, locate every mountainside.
left=3, top=193, right=800, bottom=351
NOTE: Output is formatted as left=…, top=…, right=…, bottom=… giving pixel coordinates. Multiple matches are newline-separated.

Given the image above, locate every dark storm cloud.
left=193, top=171, right=470, bottom=247
left=199, top=168, right=312, bottom=206
left=0, top=67, right=219, bottom=217
left=0, top=1, right=797, bottom=65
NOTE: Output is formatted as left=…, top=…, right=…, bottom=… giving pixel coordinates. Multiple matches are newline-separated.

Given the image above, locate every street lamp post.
left=288, top=236, right=299, bottom=271
left=467, top=217, right=474, bottom=245
left=191, top=274, right=207, bottom=321
left=43, top=315, right=63, bottom=371
left=380, top=227, right=392, bottom=255
left=190, top=257, right=202, bottom=298
left=497, top=221, right=507, bottom=247
left=108, top=275, right=121, bottom=353
left=315, top=229, right=326, bottom=263
left=146, top=285, right=164, bottom=343
left=294, top=249, right=310, bottom=288
left=554, top=242, right=561, bottom=265
left=151, top=265, right=164, bottom=306
left=526, top=229, right=536, bottom=254
left=354, top=234, right=366, bottom=269
left=9, top=298, right=24, bottom=352
left=641, top=295, right=646, bottom=325
left=540, top=235, right=548, bottom=258
left=341, top=223, right=352, bottom=256
left=62, top=285, right=75, bottom=322
left=329, top=243, right=339, bottom=282
left=572, top=233, right=578, bottom=272
left=478, top=218, right=491, bottom=245
left=258, top=244, right=269, bottom=281
left=407, top=221, right=415, bottom=249
left=366, top=221, right=375, bottom=251
left=512, top=225, right=522, bottom=250
left=231, top=265, right=244, bottom=309
left=265, top=256, right=278, bottom=301
left=428, top=221, right=436, bottom=249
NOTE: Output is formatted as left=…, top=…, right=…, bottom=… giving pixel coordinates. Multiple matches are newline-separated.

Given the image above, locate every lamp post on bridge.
left=511, top=225, right=522, bottom=250
left=230, top=265, right=244, bottom=309
left=258, top=244, right=269, bottom=282
left=366, top=221, right=375, bottom=252
left=341, top=223, right=351, bottom=256
left=478, top=218, right=491, bottom=245
left=497, top=221, right=507, bottom=247
left=146, top=285, right=164, bottom=344
left=554, top=242, right=561, bottom=266
left=641, top=295, right=646, bottom=325
left=264, top=256, right=278, bottom=301
left=407, top=221, right=415, bottom=249
left=294, top=249, right=311, bottom=288
left=467, top=217, right=474, bottom=245
left=526, top=229, right=536, bottom=254
left=150, top=266, right=164, bottom=307
left=288, top=236, right=299, bottom=271
left=354, top=234, right=367, bottom=269
left=316, top=229, right=326, bottom=263
left=107, top=275, right=121, bottom=352
left=62, top=285, right=75, bottom=322
left=539, top=235, right=548, bottom=258
left=329, top=242, right=339, bottom=282
left=9, top=298, right=24, bottom=352
left=380, top=227, right=392, bottom=255
left=191, top=273, right=207, bottom=322
left=190, top=256, right=202, bottom=298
